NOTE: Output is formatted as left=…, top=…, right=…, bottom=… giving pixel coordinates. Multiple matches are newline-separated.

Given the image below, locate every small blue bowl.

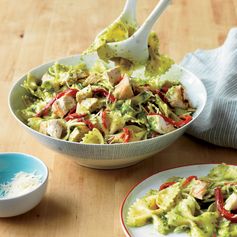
left=0, top=152, right=48, bottom=217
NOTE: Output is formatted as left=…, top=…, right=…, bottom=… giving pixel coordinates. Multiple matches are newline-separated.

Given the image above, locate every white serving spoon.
left=93, top=0, right=137, bottom=44
left=117, top=0, right=137, bottom=27
left=97, top=0, right=171, bottom=64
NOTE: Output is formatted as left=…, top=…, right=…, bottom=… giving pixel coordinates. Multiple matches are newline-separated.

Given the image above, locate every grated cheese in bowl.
left=0, top=171, right=43, bottom=199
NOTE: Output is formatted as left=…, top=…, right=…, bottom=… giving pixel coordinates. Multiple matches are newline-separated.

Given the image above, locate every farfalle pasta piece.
left=69, top=125, right=90, bottom=142
left=206, top=164, right=237, bottom=182
left=166, top=195, right=199, bottom=226
left=189, top=221, right=210, bottom=237
left=124, top=125, right=147, bottom=142
left=192, top=212, right=218, bottom=237
left=126, top=195, right=162, bottom=227
left=152, top=214, right=174, bottom=235
left=166, top=195, right=218, bottom=237
left=107, top=125, right=146, bottom=144
left=64, top=120, right=88, bottom=140
left=108, top=111, right=126, bottom=134
left=81, top=128, right=104, bottom=144
left=217, top=218, right=237, bottom=237
left=156, top=183, right=181, bottom=211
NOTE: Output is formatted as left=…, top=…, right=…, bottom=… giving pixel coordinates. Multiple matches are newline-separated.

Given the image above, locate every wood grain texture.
left=0, top=0, right=236, bottom=236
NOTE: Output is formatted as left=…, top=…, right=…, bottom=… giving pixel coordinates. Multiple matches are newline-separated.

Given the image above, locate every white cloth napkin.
left=180, top=28, right=237, bottom=149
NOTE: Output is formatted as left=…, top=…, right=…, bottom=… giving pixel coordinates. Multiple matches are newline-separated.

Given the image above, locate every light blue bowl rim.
left=0, top=152, right=48, bottom=201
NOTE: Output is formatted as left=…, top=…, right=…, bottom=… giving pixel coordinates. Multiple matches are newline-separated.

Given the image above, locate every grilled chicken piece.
left=83, top=73, right=101, bottom=86
left=52, top=95, right=76, bottom=118
left=113, top=74, right=134, bottom=100
left=166, top=85, right=189, bottom=109
left=39, top=119, right=65, bottom=139
left=76, top=98, right=101, bottom=114
left=76, top=85, right=93, bottom=102
left=69, top=124, right=90, bottom=142
left=224, top=193, right=237, bottom=211
left=190, top=180, right=208, bottom=200
left=104, top=66, right=121, bottom=85
left=147, top=115, right=175, bottom=134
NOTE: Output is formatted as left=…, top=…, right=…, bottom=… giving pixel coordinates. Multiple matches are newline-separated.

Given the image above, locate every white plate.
left=120, top=164, right=217, bottom=237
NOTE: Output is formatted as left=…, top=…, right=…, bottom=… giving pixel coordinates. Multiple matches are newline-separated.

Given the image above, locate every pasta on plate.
left=126, top=164, right=237, bottom=237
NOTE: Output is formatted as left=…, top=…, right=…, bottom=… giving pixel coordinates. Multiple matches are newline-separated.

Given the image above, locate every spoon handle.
left=119, top=0, right=137, bottom=25
left=135, top=0, right=171, bottom=39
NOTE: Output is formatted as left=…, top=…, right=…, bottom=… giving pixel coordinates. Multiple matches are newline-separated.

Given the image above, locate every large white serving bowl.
left=8, top=53, right=207, bottom=169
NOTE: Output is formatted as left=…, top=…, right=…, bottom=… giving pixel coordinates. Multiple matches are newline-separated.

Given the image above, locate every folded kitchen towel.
left=180, top=28, right=237, bottom=149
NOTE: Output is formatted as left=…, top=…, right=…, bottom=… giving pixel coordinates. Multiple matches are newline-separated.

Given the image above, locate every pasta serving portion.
left=126, top=164, right=237, bottom=237
left=20, top=59, right=195, bottom=144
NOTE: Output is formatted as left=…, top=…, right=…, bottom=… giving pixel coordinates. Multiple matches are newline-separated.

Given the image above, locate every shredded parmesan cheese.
left=0, top=171, right=42, bottom=199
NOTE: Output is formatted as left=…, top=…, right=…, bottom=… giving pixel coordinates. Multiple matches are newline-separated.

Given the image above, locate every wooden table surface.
left=0, top=0, right=236, bottom=236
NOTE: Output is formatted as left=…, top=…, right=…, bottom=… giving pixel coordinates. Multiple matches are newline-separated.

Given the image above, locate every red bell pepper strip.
left=67, top=105, right=76, bottom=115
left=148, top=113, right=192, bottom=128
left=84, top=120, right=95, bottom=130
left=149, top=113, right=178, bottom=126
left=182, top=176, right=198, bottom=187
left=159, top=176, right=198, bottom=191
left=65, top=113, right=87, bottom=121
left=64, top=113, right=94, bottom=130
left=161, top=86, right=169, bottom=93
left=63, top=88, right=78, bottom=97
left=215, top=187, right=237, bottom=223
left=101, top=111, right=107, bottom=129
left=120, top=128, right=131, bottom=143
left=117, top=75, right=124, bottom=83
left=159, top=114, right=192, bottom=128
left=36, top=88, right=78, bottom=117
left=158, top=114, right=178, bottom=126
left=93, top=88, right=116, bottom=103
left=159, top=182, right=176, bottom=191
left=36, top=100, right=55, bottom=117
left=175, top=115, right=193, bottom=127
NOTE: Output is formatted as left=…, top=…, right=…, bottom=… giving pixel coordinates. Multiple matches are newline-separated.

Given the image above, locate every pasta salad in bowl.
left=8, top=52, right=206, bottom=169
left=19, top=59, right=195, bottom=144
left=9, top=21, right=206, bottom=168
